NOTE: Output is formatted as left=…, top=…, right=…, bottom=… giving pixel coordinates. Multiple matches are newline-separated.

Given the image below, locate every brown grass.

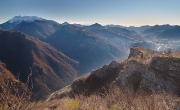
left=0, top=64, right=31, bottom=110
left=26, top=86, right=180, bottom=110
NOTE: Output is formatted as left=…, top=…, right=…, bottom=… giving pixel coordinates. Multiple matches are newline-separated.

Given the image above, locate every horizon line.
left=0, top=18, right=180, bottom=27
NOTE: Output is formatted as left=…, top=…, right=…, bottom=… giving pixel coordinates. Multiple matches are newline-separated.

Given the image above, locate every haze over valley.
left=0, top=0, right=180, bottom=109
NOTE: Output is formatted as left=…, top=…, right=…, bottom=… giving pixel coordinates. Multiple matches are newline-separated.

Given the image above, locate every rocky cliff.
left=71, top=46, right=180, bottom=95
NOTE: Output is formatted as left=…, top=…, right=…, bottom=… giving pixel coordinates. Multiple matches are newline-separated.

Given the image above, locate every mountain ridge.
left=8, top=15, right=45, bottom=23
left=157, top=26, right=180, bottom=39
left=0, top=29, right=79, bottom=99
left=47, top=25, right=126, bottom=75
left=0, top=16, right=61, bottom=40
left=70, top=46, right=180, bottom=95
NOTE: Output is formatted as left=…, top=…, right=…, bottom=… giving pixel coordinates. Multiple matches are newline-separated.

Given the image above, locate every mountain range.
left=46, top=25, right=126, bottom=74
left=0, top=16, right=61, bottom=40
left=157, top=26, right=180, bottom=39
left=0, top=16, right=129, bottom=75
left=0, top=16, right=180, bottom=100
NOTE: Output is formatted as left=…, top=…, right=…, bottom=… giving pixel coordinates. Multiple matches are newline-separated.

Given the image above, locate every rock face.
left=71, top=46, right=180, bottom=95
left=71, top=61, right=121, bottom=95
left=121, top=46, right=180, bottom=93
left=0, top=30, right=78, bottom=99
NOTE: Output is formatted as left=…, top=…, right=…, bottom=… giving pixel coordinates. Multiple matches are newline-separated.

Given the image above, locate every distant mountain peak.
left=62, top=22, right=69, bottom=25
left=90, top=23, right=102, bottom=27
left=8, top=15, right=45, bottom=23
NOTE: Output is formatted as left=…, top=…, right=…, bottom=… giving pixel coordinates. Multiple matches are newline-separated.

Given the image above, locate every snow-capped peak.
left=8, top=16, right=45, bottom=23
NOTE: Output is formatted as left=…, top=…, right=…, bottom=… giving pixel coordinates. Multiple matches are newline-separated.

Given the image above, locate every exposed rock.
left=46, top=85, right=72, bottom=101
left=128, top=46, right=152, bottom=58
left=71, top=61, right=121, bottom=95
left=120, top=46, right=180, bottom=94
left=71, top=46, right=180, bottom=96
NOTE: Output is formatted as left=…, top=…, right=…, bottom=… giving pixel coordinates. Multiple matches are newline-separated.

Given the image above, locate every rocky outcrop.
left=71, top=61, right=121, bottom=95
left=71, top=46, right=180, bottom=95
left=128, top=46, right=152, bottom=58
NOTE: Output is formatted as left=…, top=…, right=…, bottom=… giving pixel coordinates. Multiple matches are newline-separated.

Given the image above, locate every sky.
left=0, top=0, right=180, bottom=26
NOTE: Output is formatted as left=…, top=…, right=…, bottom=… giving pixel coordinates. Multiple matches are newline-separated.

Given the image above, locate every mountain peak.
left=8, top=15, right=45, bottom=23
left=90, top=23, right=102, bottom=27
left=62, top=22, right=69, bottom=25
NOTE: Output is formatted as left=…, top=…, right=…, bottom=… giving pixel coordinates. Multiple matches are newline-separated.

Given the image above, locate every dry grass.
left=27, top=87, right=180, bottom=110
left=0, top=64, right=31, bottom=110
left=0, top=78, right=31, bottom=110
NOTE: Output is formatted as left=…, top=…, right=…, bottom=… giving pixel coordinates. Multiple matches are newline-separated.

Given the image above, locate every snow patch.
left=8, top=16, right=45, bottom=23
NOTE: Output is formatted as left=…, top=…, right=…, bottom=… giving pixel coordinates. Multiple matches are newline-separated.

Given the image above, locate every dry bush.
left=75, top=87, right=180, bottom=110
left=27, top=86, right=180, bottom=110
left=0, top=69, right=32, bottom=110
left=0, top=78, right=31, bottom=110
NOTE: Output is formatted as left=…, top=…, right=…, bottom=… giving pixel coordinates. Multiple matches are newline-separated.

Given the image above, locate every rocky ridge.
left=69, top=46, right=180, bottom=96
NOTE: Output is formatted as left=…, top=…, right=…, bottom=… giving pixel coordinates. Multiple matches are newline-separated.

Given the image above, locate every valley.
left=0, top=16, right=180, bottom=110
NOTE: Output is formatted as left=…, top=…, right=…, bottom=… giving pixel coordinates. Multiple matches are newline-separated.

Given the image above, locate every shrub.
left=0, top=68, right=32, bottom=110
left=64, top=99, right=81, bottom=110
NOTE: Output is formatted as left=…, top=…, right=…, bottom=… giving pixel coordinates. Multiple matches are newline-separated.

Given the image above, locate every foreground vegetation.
left=0, top=63, right=31, bottom=110
left=26, top=86, right=180, bottom=110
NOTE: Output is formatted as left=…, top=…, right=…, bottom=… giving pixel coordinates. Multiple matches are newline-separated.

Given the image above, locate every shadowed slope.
left=0, top=30, right=78, bottom=99
left=47, top=25, right=126, bottom=75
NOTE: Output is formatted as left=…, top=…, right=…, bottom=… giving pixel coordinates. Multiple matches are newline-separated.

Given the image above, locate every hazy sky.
left=0, top=0, right=180, bottom=26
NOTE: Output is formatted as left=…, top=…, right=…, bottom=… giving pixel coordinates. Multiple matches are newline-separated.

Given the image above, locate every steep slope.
left=0, top=30, right=78, bottom=99
left=46, top=25, right=126, bottom=75
left=0, top=62, right=31, bottom=109
left=157, top=26, right=180, bottom=39
left=71, top=46, right=180, bottom=95
left=71, top=61, right=121, bottom=95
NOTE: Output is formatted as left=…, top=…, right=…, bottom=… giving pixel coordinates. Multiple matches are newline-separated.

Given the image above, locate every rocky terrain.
left=47, top=46, right=180, bottom=99
left=70, top=46, right=180, bottom=95
left=31, top=46, right=180, bottom=110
